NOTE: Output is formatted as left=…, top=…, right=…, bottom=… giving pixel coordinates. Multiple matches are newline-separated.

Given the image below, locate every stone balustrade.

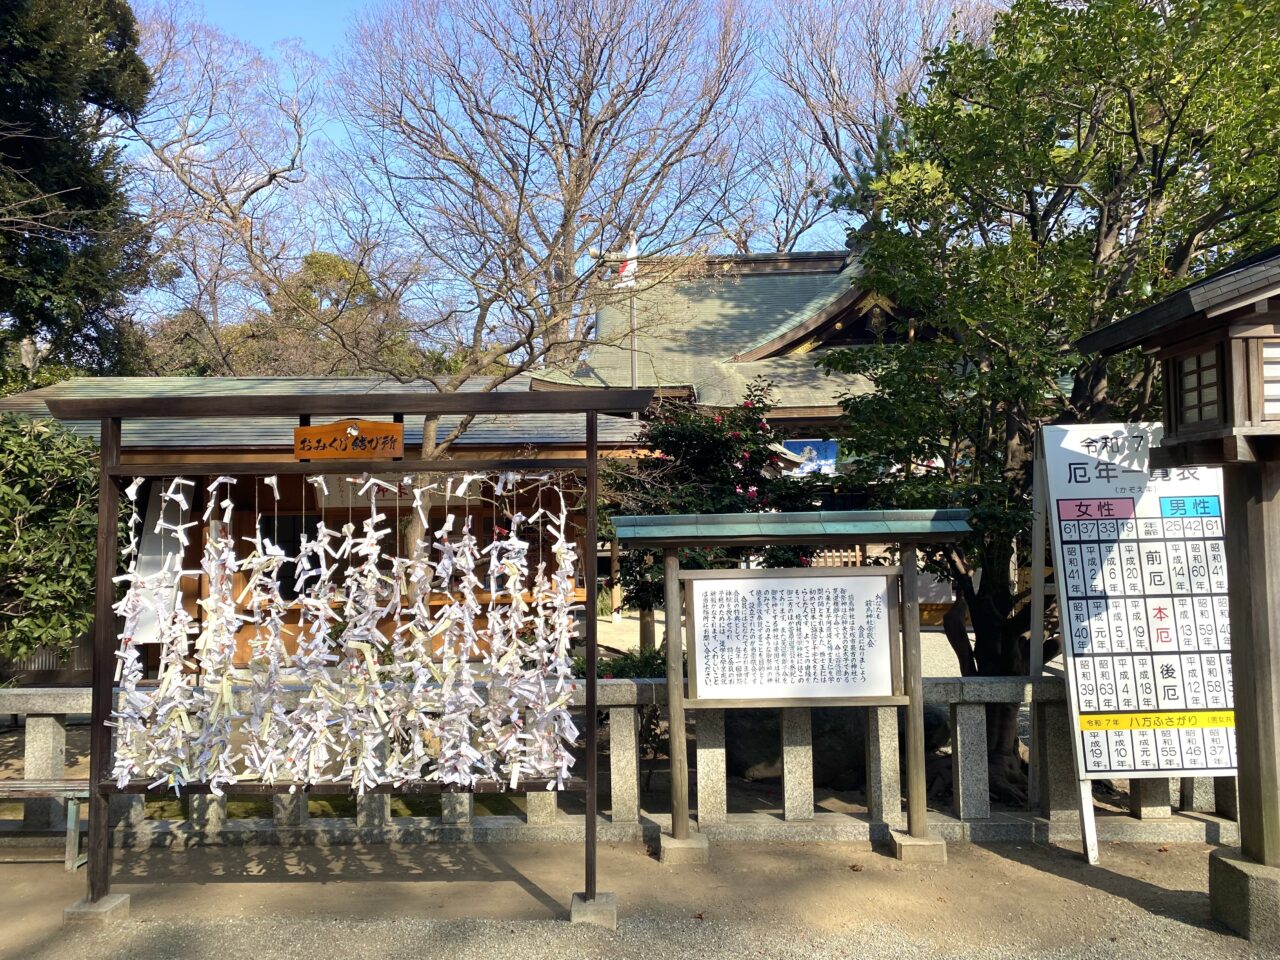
left=0, top=678, right=1239, bottom=850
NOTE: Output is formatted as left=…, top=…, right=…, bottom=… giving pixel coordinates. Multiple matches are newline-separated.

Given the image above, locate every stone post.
left=1215, top=777, right=1240, bottom=822
left=782, top=707, right=814, bottom=822
left=1178, top=777, right=1217, bottom=813
left=188, top=794, right=226, bottom=839
left=23, top=714, right=66, bottom=830
left=609, top=706, right=640, bottom=823
left=441, top=793, right=473, bottom=824
left=1129, top=778, right=1173, bottom=820
left=525, top=789, right=558, bottom=826
left=950, top=703, right=990, bottom=821
left=865, top=706, right=903, bottom=828
left=273, top=793, right=307, bottom=828
left=695, top=710, right=727, bottom=825
left=1036, top=700, right=1078, bottom=833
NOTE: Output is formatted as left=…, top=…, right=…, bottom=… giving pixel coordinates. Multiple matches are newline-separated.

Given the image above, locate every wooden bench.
left=0, top=779, right=90, bottom=871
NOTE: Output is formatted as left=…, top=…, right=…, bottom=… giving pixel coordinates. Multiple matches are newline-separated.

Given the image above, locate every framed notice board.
left=681, top=567, right=902, bottom=707
left=1041, top=423, right=1237, bottom=781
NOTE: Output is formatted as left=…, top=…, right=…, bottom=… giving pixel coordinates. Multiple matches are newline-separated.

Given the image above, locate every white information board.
left=1042, top=423, right=1237, bottom=779
left=686, top=570, right=895, bottom=702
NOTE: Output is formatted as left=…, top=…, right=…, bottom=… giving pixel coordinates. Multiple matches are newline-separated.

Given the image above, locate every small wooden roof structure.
left=612, top=509, right=971, bottom=548
left=1077, top=243, right=1280, bottom=357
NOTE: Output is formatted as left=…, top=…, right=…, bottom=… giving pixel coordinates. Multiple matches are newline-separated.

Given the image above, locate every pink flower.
left=741, top=450, right=750, bottom=460
left=735, top=485, right=743, bottom=493
left=731, top=430, right=741, bottom=440
left=743, top=400, right=754, bottom=408
left=713, top=414, right=723, bottom=425
left=746, top=486, right=758, bottom=500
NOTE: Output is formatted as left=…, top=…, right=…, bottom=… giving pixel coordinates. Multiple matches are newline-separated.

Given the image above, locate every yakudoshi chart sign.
left=685, top=570, right=895, bottom=702
left=1042, top=424, right=1237, bottom=779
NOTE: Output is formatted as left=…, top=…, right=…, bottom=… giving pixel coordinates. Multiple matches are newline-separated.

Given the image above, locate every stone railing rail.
left=0, top=678, right=1239, bottom=849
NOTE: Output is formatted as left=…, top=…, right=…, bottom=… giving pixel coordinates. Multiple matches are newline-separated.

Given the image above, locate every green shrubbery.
left=0, top=415, right=104, bottom=661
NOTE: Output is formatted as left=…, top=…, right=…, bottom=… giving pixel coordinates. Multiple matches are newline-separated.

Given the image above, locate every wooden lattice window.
left=1178, top=348, right=1220, bottom=426
left=1264, top=340, right=1280, bottom=420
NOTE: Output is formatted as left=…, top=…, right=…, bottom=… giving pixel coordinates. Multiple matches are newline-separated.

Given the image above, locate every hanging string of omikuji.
left=110, top=471, right=583, bottom=796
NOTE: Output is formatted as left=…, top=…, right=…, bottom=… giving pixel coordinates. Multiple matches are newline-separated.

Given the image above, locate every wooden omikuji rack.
left=39, top=383, right=652, bottom=914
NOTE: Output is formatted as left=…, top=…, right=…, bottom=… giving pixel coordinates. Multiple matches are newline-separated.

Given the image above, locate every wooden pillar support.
left=1223, top=462, right=1280, bottom=867
left=664, top=548, right=691, bottom=841
left=901, top=544, right=929, bottom=840
left=88, top=417, right=121, bottom=903
left=584, top=412, right=600, bottom=900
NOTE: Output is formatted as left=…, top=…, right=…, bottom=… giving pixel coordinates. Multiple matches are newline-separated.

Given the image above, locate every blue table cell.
left=1159, top=496, right=1220, bottom=519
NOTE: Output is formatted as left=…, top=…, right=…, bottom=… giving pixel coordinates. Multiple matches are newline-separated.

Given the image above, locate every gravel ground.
left=2, top=840, right=1266, bottom=960
left=13, top=912, right=1265, bottom=960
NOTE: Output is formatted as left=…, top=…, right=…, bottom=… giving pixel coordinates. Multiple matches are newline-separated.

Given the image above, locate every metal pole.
left=664, top=548, right=691, bottom=840
left=584, top=412, right=600, bottom=899
left=901, top=543, right=929, bottom=839
left=88, top=417, right=121, bottom=902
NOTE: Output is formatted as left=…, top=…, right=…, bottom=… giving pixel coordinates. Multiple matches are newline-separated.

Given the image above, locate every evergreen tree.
left=0, top=0, right=151, bottom=375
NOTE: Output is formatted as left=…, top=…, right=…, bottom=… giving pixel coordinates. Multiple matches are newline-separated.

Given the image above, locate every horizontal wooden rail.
left=47, top=389, right=654, bottom=420
left=108, top=457, right=591, bottom=478
left=100, top=778, right=584, bottom=796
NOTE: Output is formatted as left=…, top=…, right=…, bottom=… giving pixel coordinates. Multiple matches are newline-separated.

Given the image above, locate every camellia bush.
left=0, top=414, right=102, bottom=661
left=603, top=380, right=826, bottom=622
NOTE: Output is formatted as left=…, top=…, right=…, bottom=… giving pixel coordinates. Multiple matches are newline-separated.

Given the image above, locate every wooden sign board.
left=293, top=418, right=404, bottom=460
left=1041, top=423, right=1236, bottom=782
left=681, top=567, right=900, bottom=706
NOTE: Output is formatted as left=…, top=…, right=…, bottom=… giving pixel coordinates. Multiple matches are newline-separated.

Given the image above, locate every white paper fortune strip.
left=108, top=473, right=583, bottom=796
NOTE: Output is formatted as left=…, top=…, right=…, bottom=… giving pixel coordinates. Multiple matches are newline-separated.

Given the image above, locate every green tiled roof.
left=533, top=256, right=871, bottom=409
left=613, top=510, right=972, bottom=545
left=0, top=376, right=642, bottom=449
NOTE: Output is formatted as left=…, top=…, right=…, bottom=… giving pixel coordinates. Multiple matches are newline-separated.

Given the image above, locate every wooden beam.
left=1223, top=462, right=1280, bottom=867
left=108, top=457, right=591, bottom=478
left=583, top=412, right=600, bottom=901
left=665, top=548, right=692, bottom=841
left=902, top=544, right=929, bottom=840
left=101, top=778, right=585, bottom=795
left=87, top=418, right=120, bottom=903
left=44, top=388, right=654, bottom=421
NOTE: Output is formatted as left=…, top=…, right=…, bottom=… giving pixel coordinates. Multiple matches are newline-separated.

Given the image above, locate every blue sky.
left=198, top=0, right=365, bottom=55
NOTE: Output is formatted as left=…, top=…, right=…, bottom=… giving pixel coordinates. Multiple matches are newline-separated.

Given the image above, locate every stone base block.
left=1210, top=847, right=1280, bottom=947
left=659, top=831, right=710, bottom=865
left=64, top=894, right=130, bottom=925
left=569, top=892, right=617, bottom=930
left=890, top=830, right=947, bottom=864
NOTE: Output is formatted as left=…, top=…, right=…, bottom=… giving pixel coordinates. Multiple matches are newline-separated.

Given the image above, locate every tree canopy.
left=823, top=0, right=1280, bottom=686
left=605, top=382, right=823, bottom=612
left=0, top=0, right=152, bottom=372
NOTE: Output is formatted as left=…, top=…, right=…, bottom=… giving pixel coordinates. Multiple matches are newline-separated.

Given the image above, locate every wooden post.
left=609, top=539, right=622, bottom=621
left=901, top=543, right=928, bottom=839
left=584, top=412, right=600, bottom=899
left=88, top=417, right=121, bottom=902
left=664, top=548, right=691, bottom=841
left=1027, top=446, right=1049, bottom=809
left=1223, top=462, right=1280, bottom=867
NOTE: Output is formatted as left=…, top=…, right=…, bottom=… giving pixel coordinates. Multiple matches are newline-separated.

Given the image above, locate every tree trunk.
left=639, top=607, right=655, bottom=653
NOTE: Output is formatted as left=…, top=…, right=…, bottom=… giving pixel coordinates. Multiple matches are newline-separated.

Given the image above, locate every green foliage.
left=824, top=0, right=1280, bottom=677
left=0, top=0, right=153, bottom=372
left=603, top=381, right=824, bottom=611
left=0, top=414, right=104, bottom=661
left=572, top=647, right=675, bottom=680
